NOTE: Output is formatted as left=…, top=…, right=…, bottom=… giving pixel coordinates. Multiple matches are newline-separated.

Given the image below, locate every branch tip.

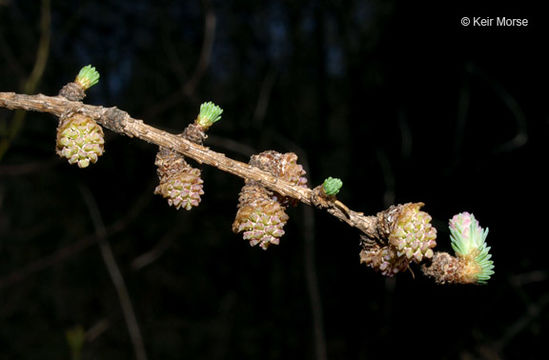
left=196, top=101, right=223, bottom=128
left=75, top=65, right=100, bottom=90
left=322, top=177, right=342, bottom=196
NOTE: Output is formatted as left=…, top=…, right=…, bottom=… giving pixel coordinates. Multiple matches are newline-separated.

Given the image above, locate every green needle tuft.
left=75, top=65, right=100, bottom=90
left=449, top=212, right=494, bottom=284
left=322, top=177, right=342, bottom=196
left=196, top=101, right=223, bottom=128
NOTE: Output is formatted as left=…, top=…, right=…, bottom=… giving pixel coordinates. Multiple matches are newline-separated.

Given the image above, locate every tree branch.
left=0, top=87, right=496, bottom=285
left=0, top=91, right=379, bottom=238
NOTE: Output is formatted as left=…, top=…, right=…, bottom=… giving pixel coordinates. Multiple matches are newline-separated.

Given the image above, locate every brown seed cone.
left=154, top=147, right=204, bottom=210
left=58, top=82, right=86, bottom=101
left=422, top=252, right=481, bottom=284
left=234, top=181, right=273, bottom=209
left=359, top=237, right=409, bottom=276
left=249, top=151, right=308, bottom=206
left=232, top=181, right=289, bottom=250
left=182, top=123, right=208, bottom=145
left=421, top=252, right=464, bottom=284
left=374, top=204, right=404, bottom=241
left=250, top=151, right=307, bottom=186
left=155, top=147, right=188, bottom=179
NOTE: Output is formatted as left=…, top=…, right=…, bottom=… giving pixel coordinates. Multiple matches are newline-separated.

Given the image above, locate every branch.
left=0, top=70, right=495, bottom=284
left=0, top=91, right=379, bottom=237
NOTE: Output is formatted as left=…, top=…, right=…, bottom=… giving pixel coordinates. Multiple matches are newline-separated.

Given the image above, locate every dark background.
left=0, top=1, right=547, bottom=359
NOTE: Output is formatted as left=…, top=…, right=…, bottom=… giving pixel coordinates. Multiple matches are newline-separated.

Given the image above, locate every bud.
left=195, top=101, right=223, bottom=129
left=449, top=212, right=494, bottom=284
left=450, top=212, right=487, bottom=257
left=59, top=65, right=100, bottom=101
left=180, top=101, right=224, bottom=145
left=75, top=65, right=100, bottom=90
left=322, top=177, right=342, bottom=196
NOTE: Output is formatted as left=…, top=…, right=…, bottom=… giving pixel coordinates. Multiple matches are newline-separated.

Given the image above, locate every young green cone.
left=232, top=150, right=307, bottom=249
left=154, top=148, right=204, bottom=210
left=56, top=113, right=105, bottom=168
left=360, top=203, right=437, bottom=276
left=388, top=202, right=437, bottom=263
left=232, top=182, right=289, bottom=250
left=155, top=168, right=204, bottom=210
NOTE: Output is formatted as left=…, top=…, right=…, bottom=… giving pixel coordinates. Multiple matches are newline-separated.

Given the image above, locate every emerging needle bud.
left=422, top=212, right=494, bottom=284
left=322, top=177, right=342, bottom=196
left=75, top=65, right=100, bottom=90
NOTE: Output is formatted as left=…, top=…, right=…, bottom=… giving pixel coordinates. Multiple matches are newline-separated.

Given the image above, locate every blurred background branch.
left=0, top=0, right=50, bottom=160
left=80, top=185, right=148, bottom=360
